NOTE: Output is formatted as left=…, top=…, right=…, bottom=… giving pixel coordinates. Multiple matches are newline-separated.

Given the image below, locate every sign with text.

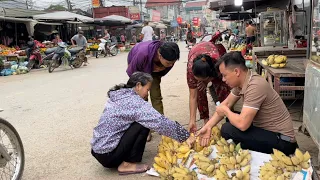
left=130, top=13, right=140, bottom=20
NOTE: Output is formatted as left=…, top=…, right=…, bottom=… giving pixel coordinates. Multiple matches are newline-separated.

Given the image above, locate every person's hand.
left=196, top=126, right=212, bottom=147
left=197, top=81, right=207, bottom=92
left=216, top=105, right=228, bottom=117
left=188, top=121, right=197, bottom=133
left=185, top=135, right=195, bottom=148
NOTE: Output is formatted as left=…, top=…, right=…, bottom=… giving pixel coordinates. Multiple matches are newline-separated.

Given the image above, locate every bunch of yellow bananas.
left=261, top=55, right=288, bottom=68
left=233, top=165, right=251, bottom=180
left=259, top=148, right=311, bottom=180
left=214, top=164, right=250, bottom=180
left=194, top=153, right=219, bottom=177
left=170, top=165, right=198, bottom=180
left=272, top=149, right=310, bottom=171
left=219, top=149, right=251, bottom=170
left=259, top=163, right=291, bottom=180
left=154, top=136, right=193, bottom=177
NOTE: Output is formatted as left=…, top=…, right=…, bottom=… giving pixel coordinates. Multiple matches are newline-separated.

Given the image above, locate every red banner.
left=192, top=17, right=199, bottom=26
left=130, top=13, right=140, bottom=20
left=152, top=10, right=161, bottom=22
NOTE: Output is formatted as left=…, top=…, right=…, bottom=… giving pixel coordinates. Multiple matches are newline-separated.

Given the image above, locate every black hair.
left=159, top=42, right=180, bottom=61
left=248, top=21, right=252, bottom=25
left=192, top=54, right=218, bottom=78
left=144, top=21, right=149, bottom=25
left=236, top=26, right=239, bottom=29
left=107, top=72, right=153, bottom=97
left=216, top=51, right=247, bottom=71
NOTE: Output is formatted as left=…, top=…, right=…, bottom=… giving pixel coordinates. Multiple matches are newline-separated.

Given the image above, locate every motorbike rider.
left=26, top=36, right=42, bottom=68
left=71, top=31, right=88, bottom=66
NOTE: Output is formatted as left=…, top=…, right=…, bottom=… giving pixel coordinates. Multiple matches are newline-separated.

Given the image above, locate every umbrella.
left=156, top=23, right=167, bottom=29
left=100, top=15, right=132, bottom=23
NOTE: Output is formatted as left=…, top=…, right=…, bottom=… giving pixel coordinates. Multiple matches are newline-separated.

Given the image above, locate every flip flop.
left=118, top=164, right=150, bottom=175
left=147, top=133, right=152, bottom=142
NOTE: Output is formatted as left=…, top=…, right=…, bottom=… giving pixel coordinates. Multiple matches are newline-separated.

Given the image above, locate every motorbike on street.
left=96, top=39, right=118, bottom=58
left=26, top=40, right=43, bottom=71
left=48, top=43, right=87, bottom=73
left=0, top=109, right=25, bottom=180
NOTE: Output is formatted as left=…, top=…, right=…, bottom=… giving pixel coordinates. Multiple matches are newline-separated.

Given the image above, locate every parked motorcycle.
left=26, top=40, right=43, bottom=71
left=96, top=39, right=118, bottom=58
left=48, top=43, right=87, bottom=73
left=0, top=109, right=25, bottom=180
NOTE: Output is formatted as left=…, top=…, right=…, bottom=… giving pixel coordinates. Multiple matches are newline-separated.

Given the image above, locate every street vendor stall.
left=253, top=47, right=307, bottom=99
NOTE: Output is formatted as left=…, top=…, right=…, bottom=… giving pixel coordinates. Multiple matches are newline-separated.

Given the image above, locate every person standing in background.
left=245, top=21, right=256, bottom=45
left=141, top=21, right=154, bottom=42
left=121, top=34, right=126, bottom=44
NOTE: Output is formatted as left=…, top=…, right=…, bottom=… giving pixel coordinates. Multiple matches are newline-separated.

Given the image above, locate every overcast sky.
left=33, top=0, right=135, bottom=10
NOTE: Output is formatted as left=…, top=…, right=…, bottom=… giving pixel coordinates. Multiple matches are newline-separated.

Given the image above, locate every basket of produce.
left=89, top=44, right=99, bottom=51
left=261, top=55, right=288, bottom=68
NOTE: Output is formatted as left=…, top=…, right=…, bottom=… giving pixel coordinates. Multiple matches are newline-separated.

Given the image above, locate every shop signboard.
left=192, top=17, right=199, bottom=26
left=92, top=0, right=100, bottom=8
left=128, top=6, right=141, bottom=20
left=151, top=10, right=161, bottom=22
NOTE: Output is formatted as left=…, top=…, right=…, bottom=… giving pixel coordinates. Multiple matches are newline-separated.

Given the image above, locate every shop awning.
left=209, top=0, right=289, bottom=12
left=33, top=11, right=93, bottom=23
left=218, top=12, right=257, bottom=20
left=95, top=15, right=132, bottom=24
left=0, top=16, right=62, bottom=36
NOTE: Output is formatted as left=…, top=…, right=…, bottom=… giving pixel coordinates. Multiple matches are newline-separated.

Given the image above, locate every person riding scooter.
left=26, top=36, right=43, bottom=70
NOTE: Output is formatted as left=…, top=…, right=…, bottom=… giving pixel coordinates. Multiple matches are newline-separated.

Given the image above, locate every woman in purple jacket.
left=127, top=41, right=180, bottom=141
left=91, top=72, right=194, bottom=175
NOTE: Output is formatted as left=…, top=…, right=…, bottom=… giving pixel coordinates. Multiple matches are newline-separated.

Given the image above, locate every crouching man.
left=197, top=51, right=298, bottom=155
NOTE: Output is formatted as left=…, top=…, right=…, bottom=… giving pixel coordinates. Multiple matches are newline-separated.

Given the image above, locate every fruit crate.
left=280, top=82, right=295, bottom=99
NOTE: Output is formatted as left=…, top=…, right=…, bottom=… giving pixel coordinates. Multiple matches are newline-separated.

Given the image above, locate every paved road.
left=0, top=42, right=207, bottom=180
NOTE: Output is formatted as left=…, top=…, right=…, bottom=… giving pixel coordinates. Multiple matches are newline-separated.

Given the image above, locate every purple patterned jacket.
left=91, top=88, right=190, bottom=154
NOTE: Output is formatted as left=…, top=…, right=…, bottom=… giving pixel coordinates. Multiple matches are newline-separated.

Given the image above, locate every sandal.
left=118, top=164, right=150, bottom=175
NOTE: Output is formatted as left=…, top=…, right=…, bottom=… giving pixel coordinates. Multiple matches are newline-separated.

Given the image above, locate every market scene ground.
left=0, top=42, right=318, bottom=179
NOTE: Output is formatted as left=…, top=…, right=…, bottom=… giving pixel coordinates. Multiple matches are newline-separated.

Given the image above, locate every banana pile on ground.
left=259, top=148, right=311, bottom=180
left=195, top=153, right=251, bottom=180
left=193, top=153, right=219, bottom=177
left=261, top=55, right=288, bottom=68
left=154, top=136, right=193, bottom=177
left=219, top=149, right=251, bottom=170
left=155, top=164, right=197, bottom=180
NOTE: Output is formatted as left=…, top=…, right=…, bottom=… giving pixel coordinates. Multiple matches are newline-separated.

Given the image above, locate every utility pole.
left=140, top=0, right=143, bottom=21
left=66, top=0, right=72, bottom=11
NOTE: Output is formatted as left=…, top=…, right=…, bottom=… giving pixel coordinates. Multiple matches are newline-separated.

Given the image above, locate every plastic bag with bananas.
left=259, top=148, right=311, bottom=180
left=261, top=55, right=287, bottom=68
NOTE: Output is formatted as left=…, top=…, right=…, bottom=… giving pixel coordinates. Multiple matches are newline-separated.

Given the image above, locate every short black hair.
left=248, top=21, right=252, bottom=25
left=159, top=42, right=180, bottom=61
left=192, top=54, right=218, bottom=78
left=216, top=51, right=247, bottom=71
